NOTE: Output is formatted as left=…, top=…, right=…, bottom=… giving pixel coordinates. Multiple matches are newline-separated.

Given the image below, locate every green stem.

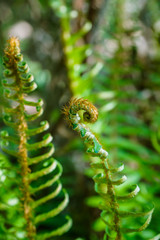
left=16, top=70, right=36, bottom=239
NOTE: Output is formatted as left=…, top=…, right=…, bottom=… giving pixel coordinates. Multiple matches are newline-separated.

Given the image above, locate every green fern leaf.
left=0, top=37, right=72, bottom=239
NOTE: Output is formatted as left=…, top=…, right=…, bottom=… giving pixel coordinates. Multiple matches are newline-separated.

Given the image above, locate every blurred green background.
left=0, top=0, right=160, bottom=239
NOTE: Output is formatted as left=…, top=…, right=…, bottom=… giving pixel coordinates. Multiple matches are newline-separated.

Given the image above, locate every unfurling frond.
left=64, top=98, right=153, bottom=240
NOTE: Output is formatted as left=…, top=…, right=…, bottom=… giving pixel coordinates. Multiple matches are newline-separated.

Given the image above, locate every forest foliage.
left=0, top=0, right=160, bottom=240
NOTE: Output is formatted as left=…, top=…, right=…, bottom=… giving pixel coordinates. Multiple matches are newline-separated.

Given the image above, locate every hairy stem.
left=4, top=37, right=36, bottom=239
left=17, top=80, right=36, bottom=239
left=102, top=160, right=121, bottom=240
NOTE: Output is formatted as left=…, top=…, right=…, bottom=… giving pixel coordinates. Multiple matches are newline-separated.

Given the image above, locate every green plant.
left=48, top=1, right=160, bottom=238
left=0, top=37, right=71, bottom=239
left=64, top=97, right=154, bottom=240
left=49, top=0, right=103, bottom=97
left=0, top=1, right=160, bottom=239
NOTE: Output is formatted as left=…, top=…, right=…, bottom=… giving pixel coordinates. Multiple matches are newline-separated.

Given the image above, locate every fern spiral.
left=64, top=98, right=154, bottom=240
left=0, top=37, right=72, bottom=239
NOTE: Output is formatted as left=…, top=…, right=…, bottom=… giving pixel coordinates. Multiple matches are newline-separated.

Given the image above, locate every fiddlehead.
left=1, top=37, right=72, bottom=239
left=64, top=98, right=154, bottom=240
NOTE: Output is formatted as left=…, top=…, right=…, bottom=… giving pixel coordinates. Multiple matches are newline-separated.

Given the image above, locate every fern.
left=64, top=98, right=154, bottom=240
left=50, top=0, right=103, bottom=97
left=0, top=37, right=72, bottom=239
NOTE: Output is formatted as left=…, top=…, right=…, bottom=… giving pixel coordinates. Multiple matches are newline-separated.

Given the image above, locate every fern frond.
left=50, top=1, right=102, bottom=96
left=1, top=37, right=72, bottom=239
left=64, top=98, right=154, bottom=240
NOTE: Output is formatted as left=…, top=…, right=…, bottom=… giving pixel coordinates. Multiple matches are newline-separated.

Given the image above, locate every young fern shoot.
left=64, top=98, right=154, bottom=240
left=1, top=37, right=72, bottom=239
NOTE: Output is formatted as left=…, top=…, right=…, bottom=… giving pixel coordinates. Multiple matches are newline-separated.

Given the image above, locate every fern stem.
left=4, top=37, right=36, bottom=239
left=17, top=85, right=36, bottom=239
left=103, top=161, right=121, bottom=240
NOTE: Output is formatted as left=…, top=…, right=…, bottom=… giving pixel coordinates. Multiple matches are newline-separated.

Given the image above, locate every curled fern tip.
left=63, top=98, right=98, bottom=126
